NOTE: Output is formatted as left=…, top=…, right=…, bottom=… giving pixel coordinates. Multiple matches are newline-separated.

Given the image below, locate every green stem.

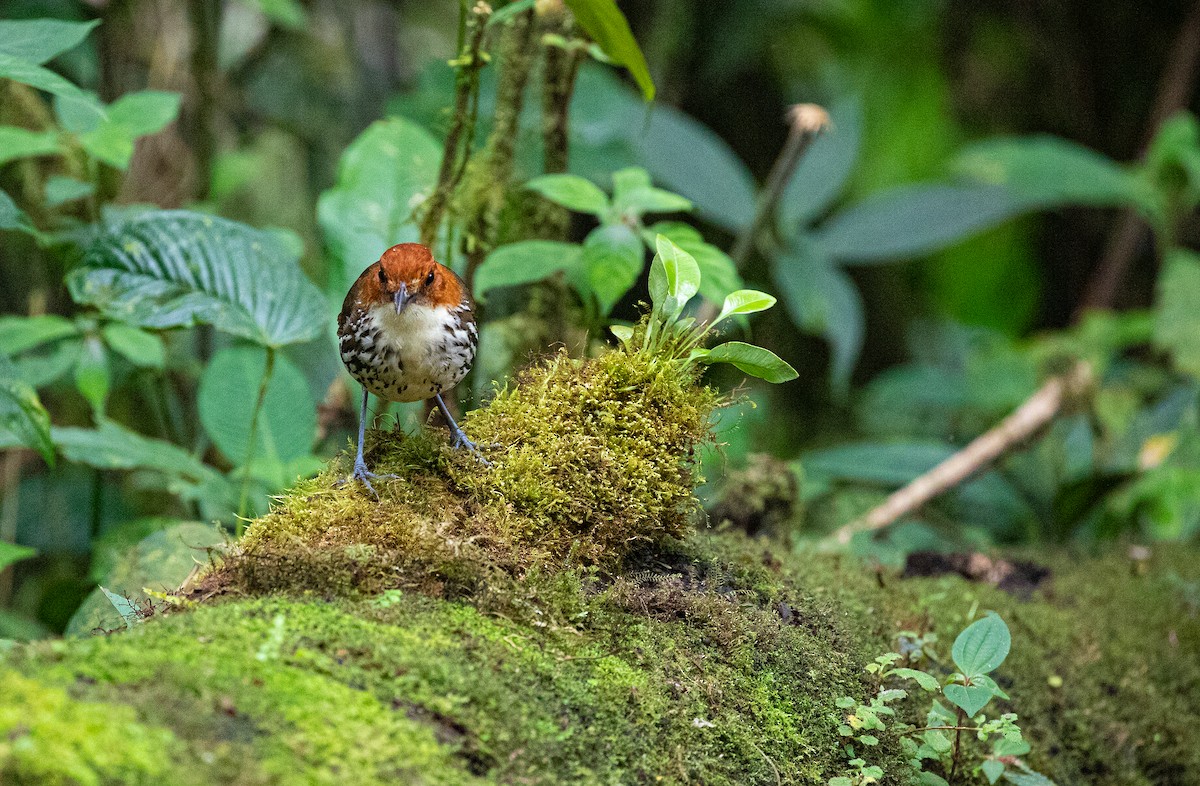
left=236, top=346, right=275, bottom=529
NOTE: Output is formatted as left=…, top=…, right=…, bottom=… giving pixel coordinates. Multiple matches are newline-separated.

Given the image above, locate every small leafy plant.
left=830, top=613, right=1056, bottom=786
left=611, top=235, right=797, bottom=384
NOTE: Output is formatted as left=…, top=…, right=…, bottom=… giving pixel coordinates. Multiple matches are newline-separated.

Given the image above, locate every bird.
left=337, top=242, right=483, bottom=496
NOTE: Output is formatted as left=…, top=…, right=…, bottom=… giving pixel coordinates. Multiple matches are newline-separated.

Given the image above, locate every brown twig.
left=834, top=360, right=1094, bottom=544
left=729, top=104, right=830, bottom=269
left=1077, top=1, right=1200, bottom=315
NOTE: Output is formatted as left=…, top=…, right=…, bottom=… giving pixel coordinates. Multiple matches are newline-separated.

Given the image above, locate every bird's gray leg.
left=343, top=388, right=398, bottom=498
left=434, top=393, right=489, bottom=464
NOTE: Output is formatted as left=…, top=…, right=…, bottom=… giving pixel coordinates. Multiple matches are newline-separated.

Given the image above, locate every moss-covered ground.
left=3, top=348, right=1199, bottom=784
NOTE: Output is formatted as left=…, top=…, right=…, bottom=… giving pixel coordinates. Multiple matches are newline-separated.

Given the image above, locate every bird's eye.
left=377, top=268, right=387, bottom=285
left=424, top=270, right=436, bottom=286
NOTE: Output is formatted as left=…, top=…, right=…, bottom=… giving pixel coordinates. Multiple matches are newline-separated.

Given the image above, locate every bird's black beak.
left=393, top=283, right=410, bottom=314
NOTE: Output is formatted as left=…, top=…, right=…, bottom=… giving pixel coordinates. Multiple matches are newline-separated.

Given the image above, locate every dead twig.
left=833, top=360, right=1094, bottom=544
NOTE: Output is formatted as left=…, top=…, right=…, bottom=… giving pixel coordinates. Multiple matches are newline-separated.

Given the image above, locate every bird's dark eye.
left=377, top=268, right=387, bottom=285
left=425, top=270, right=436, bottom=286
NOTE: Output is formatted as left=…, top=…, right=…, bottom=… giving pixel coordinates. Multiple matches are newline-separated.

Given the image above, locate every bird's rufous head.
left=370, top=243, right=464, bottom=314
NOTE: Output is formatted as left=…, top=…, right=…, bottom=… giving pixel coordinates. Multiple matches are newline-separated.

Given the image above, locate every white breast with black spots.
left=339, top=303, right=476, bottom=403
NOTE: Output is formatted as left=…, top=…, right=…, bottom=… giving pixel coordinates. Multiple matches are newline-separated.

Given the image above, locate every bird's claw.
left=338, top=459, right=399, bottom=499
left=450, top=429, right=492, bottom=466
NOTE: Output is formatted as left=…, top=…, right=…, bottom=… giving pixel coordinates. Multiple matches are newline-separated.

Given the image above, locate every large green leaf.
left=943, top=683, right=994, bottom=718
left=475, top=241, right=583, bottom=301
left=563, top=0, right=655, bottom=101
left=0, top=18, right=99, bottom=64
left=779, top=95, right=863, bottom=229
left=0, top=125, right=61, bottom=166
left=772, top=240, right=863, bottom=390
left=0, top=355, right=54, bottom=464
left=581, top=224, right=643, bottom=314
left=815, top=184, right=1029, bottom=264
left=954, top=136, right=1157, bottom=215
left=198, top=345, right=315, bottom=467
left=701, top=342, right=797, bottom=384
left=951, top=613, right=1011, bottom=677
left=647, top=221, right=743, bottom=305
left=1154, top=249, right=1200, bottom=377
left=65, top=90, right=182, bottom=169
left=0, top=541, right=35, bottom=573
left=713, top=290, right=776, bottom=326
left=69, top=210, right=325, bottom=347
left=317, top=118, right=441, bottom=310
left=0, top=52, right=101, bottom=114
left=525, top=174, right=611, bottom=216
left=0, top=315, right=78, bottom=355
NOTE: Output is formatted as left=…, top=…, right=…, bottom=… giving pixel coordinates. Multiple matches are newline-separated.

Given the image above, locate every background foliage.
left=0, top=0, right=1198, bottom=640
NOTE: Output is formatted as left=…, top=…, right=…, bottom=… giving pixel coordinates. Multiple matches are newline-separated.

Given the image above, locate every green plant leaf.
left=1154, top=249, right=1200, bottom=377
left=0, top=125, right=61, bottom=166
left=891, top=667, right=940, bottom=692
left=702, top=341, right=798, bottom=383
left=943, top=682, right=993, bottom=718
left=0, top=355, right=54, bottom=465
left=954, top=135, right=1157, bottom=216
left=952, top=613, right=1011, bottom=677
left=581, top=223, right=643, bottom=314
left=0, top=18, right=99, bottom=64
left=244, top=0, right=310, bottom=29
left=647, top=222, right=744, bottom=305
left=713, top=290, right=776, bottom=325
left=780, top=94, right=863, bottom=229
left=982, top=758, right=1007, bottom=784
left=74, top=90, right=182, bottom=169
left=317, top=118, right=441, bottom=311
left=0, top=188, right=38, bottom=237
left=43, top=175, right=94, bottom=206
left=525, top=173, right=611, bottom=215
left=0, top=315, right=79, bottom=355
left=772, top=240, right=863, bottom=391
left=69, top=210, right=325, bottom=347
left=649, top=235, right=701, bottom=318
left=73, top=335, right=110, bottom=414
left=475, top=240, right=583, bottom=301
left=1002, top=768, right=1058, bottom=786
left=610, top=168, right=692, bottom=215
left=563, top=0, right=655, bottom=100
left=0, top=541, right=35, bottom=572
left=99, top=586, right=140, bottom=629
left=0, top=53, right=103, bottom=116
left=920, top=772, right=951, bottom=786
left=609, top=325, right=634, bottom=344
left=815, top=184, right=1029, bottom=264
left=198, top=345, right=315, bottom=467
left=102, top=322, right=164, bottom=368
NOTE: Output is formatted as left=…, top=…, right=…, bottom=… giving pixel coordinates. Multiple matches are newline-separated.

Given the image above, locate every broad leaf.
left=982, top=759, right=1007, bottom=785
left=525, top=173, right=610, bottom=215
left=943, top=683, right=994, bottom=718
left=0, top=315, right=78, bottom=355
left=102, top=323, right=165, bottom=368
left=70, top=210, right=325, bottom=347
left=954, top=135, right=1157, bottom=216
left=1154, top=249, right=1200, bottom=377
left=317, top=118, right=441, bottom=310
left=475, top=240, right=583, bottom=301
left=99, top=586, right=140, bottom=629
left=0, top=18, right=99, bottom=64
left=0, top=53, right=102, bottom=115
left=563, top=0, right=655, bottom=100
left=648, top=221, right=744, bottom=305
left=952, top=613, right=1011, bottom=677
left=714, top=290, right=776, bottom=325
left=780, top=94, right=863, bottom=229
left=610, top=167, right=692, bottom=215
left=702, top=342, right=798, bottom=383
left=772, top=240, right=863, bottom=390
left=581, top=223, right=643, bottom=314
left=0, top=189, right=37, bottom=236
left=815, top=184, right=1029, bottom=264
left=245, top=0, right=310, bottom=29
left=0, top=355, right=54, bottom=464
left=650, top=235, right=701, bottom=317
left=43, top=175, right=94, bottom=206
left=197, top=345, right=315, bottom=467
left=0, top=541, right=35, bottom=572
left=0, top=125, right=61, bottom=166
left=891, top=667, right=940, bottom=692
left=73, top=335, right=110, bottom=414
left=70, top=90, right=183, bottom=169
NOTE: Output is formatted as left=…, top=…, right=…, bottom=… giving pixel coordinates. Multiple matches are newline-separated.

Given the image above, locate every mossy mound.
left=5, top=538, right=1200, bottom=785
left=213, top=347, right=718, bottom=597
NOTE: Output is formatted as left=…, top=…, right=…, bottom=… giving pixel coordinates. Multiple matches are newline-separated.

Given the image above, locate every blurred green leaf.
left=0, top=541, right=35, bottom=572
left=0, top=125, right=61, bottom=166
left=0, top=315, right=78, bottom=355
left=244, top=0, right=309, bottom=29
left=102, top=322, right=164, bottom=368
left=525, top=173, right=611, bottom=215
left=951, top=612, right=1010, bottom=676
left=43, top=175, right=94, bottom=206
left=475, top=240, right=583, bottom=301
left=954, top=136, right=1157, bottom=215
left=0, top=355, right=54, bottom=465
left=0, top=53, right=102, bottom=116
left=772, top=240, right=863, bottom=390
left=1154, top=249, right=1200, bottom=377
left=611, top=167, right=692, bottom=215
left=815, top=184, right=1028, bottom=264
left=73, top=335, right=109, bottom=414
left=779, top=95, right=863, bottom=229
left=198, top=345, right=315, bottom=467
left=563, top=0, right=655, bottom=100
left=1146, top=112, right=1200, bottom=206
left=0, top=18, right=99, bottom=64
left=581, top=224, right=643, bottom=314
left=0, top=188, right=38, bottom=237
left=70, top=210, right=325, bottom=347
left=317, top=118, right=441, bottom=309
left=72, top=91, right=182, bottom=169
left=701, top=342, right=797, bottom=383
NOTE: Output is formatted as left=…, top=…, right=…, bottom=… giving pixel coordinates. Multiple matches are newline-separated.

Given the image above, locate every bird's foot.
left=336, top=458, right=400, bottom=499
left=449, top=428, right=492, bottom=466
